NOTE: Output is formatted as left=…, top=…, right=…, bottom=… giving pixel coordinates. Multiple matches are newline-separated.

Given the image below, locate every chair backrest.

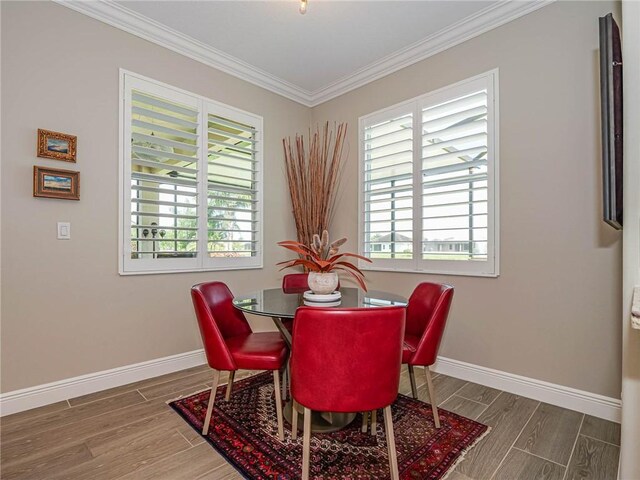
left=191, top=282, right=252, bottom=371
left=406, top=282, right=454, bottom=366
left=282, top=273, right=340, bottom=293
left=282, top=273, right=309, bottom=293
left=291, top=306, right=405, bottom=413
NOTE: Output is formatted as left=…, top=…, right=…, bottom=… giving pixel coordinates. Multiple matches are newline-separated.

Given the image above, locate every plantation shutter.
left=362, top=108, right=414, bottom=261
left=359, top=71, right=498, bottom=276
left=204, top=105, right=261, bottom=265
left=421, top=88, right=489, bottom=261
left=125, top=79, right=201, bottom=272
left=121, top=72, right=263, bottom=274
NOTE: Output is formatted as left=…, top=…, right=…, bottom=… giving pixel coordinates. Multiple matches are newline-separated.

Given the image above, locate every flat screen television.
left=599, top=13, right=623, bottom=230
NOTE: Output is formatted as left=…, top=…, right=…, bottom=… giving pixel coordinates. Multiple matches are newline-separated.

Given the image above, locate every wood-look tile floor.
left=1, top=366, right=620, bottom=480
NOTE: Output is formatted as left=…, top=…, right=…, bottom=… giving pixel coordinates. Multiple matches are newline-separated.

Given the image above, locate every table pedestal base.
left=283, top=400, right=356, bottom=433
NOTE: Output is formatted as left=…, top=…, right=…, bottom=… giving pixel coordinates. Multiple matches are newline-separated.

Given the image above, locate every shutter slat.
left=132, top=158, right=196, bottom=174
left=422, top=173, right=487, bottom=189
left=131, top=224, right=198, bottom=231
left=209, top=116, right=256, bottom=132
left=133, top=211, right=198, bottom=219
left=364, top=115, right=412, bottom=140
left=422, top=159, right=487, bottom=176
left=208, top=126, right=257, bottom=143
left=133, top=198, right=198, bottom=209
left=421, top=147, right=487, bottom=166
left=132, top=146, right=197, bottom=164
left=422, top=185, right=487, bottom=197
left=423, top=120, right=487, bottom=142
left=422, top=91, right=486, bottom=122
left=132, top=91, right=198, bottom=117
left=132, top=106, right=198, bottom=129
left=133, top=172, right=197, bottom=187
left=208, top=150, right=256, bottom=164
left=132, top=132, right=198, bottom=152
left=208, top=141, right=257, bottom=154
left=133, top=120, right=198, bottom=141
left=422, top=105, right=487, bottom=131
left=132, top=185, right=198, bottom=197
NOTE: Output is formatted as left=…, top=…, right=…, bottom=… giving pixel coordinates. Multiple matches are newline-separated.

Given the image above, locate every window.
left=120, top=71, right=262, bottom=274
left=359, top=71, right=499, bottom=277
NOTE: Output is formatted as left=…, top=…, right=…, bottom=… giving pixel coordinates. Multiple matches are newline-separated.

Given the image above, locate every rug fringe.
left=440, top=425, right=492, bottom=480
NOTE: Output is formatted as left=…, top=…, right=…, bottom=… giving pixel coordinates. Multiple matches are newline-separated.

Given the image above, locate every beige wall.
left=311, top=1, right=622, bottom=398
left=0, top=1, right=308, bottom=392
left=0, top=1, right=623, bottom=400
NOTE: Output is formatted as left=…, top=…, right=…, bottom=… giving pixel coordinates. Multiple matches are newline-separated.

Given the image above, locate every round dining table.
left=232, top=287, right=408, bottom=432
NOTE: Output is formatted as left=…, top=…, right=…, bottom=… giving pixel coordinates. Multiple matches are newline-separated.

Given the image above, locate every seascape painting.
left=37, top=129, right=77, bottom=162
left=43, top=174, right=72, bottom=192
left=46, top=138, right=69, bottom=154
left=34, top=166, right=79, bottom=200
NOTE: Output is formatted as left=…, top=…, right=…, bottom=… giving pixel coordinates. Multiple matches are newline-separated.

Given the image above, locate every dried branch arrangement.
left=282, top=122, right=347, bottom=249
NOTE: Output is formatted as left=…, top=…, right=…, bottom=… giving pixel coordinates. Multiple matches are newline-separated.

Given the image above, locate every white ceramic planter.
left=307, top=271, right=339, bottom=295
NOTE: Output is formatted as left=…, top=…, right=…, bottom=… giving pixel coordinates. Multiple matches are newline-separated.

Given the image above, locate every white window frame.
left=358, top=70, right=499, bottom=277
left=119, top=70, right=263, bottom=275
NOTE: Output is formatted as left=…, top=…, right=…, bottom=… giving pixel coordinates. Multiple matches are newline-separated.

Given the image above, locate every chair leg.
left=291, top=399, right=299, bottom=439
left=371, top=409, right=377, bottom=436
left=202, top=369, right=220, bottom=435
left=272, top=371, right=285, bottom=441
left=302, top=407, right=312, bottom=480
left=383, top=405, right=400, bottom=480
left=361, top=411, right=369, bottom=433
left=424, top=366, right=441, bottom=428
left=408, top=365, right=418, bottom=399
left=281, top=365, right=288, bottom=401
left=225, top=370, right=235, bottom=401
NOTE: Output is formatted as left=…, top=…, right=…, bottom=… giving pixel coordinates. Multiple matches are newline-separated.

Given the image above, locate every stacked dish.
left=303, top=290, right=342, bottom=307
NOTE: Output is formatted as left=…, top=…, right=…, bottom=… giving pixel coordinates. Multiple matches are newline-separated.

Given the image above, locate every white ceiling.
left=60, top=0, right=552, bottom=105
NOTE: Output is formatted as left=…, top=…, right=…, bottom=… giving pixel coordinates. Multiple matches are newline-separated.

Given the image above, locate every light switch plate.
left=57, top=222, right=71, bottom=240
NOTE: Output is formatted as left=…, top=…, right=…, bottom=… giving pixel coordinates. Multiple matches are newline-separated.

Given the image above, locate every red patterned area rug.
left=169, top=372, right=488, bottom=480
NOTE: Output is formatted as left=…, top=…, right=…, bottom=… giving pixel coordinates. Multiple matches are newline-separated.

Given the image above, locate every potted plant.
left=278, top=230, right=372, bottom=293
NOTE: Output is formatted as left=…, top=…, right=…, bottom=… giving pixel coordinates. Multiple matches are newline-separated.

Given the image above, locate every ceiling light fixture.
left=299, top=0, right=308, bottom=15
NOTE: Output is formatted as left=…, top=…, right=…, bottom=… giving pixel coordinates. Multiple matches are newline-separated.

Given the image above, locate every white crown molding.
left=53, top=0, right=315, bottom=106
left=0, top=349, right=207, bottom=416
left=309, top=0, right=555, bottom=105
left=53, top=0, right=553, bottom=107
left=433, top=356, right=621, bottom=423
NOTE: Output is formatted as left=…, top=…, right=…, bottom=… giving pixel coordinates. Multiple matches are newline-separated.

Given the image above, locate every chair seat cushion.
left=402, top=334, right=420, bottom=364
left=227, top=332, right=288, bottom=370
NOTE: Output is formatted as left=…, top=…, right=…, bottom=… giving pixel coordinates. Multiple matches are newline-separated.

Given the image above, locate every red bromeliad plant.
left=277, top=231, right=372, bottom=291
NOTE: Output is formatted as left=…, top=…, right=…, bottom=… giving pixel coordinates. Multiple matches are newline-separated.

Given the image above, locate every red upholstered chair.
left=403, top=282, right=454, bottom=429
left=191, top=281, right=288, bottom=440
left=290, top=306, right=406, bottom=480
left=282, top=273, right=310, bottom=293
left=282, top=273, right=340, bottom=293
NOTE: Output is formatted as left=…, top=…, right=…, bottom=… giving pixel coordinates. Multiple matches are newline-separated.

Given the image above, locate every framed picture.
left=37, top=129, right=77, bottom=162
left=33, top=166, right=80, bottom=200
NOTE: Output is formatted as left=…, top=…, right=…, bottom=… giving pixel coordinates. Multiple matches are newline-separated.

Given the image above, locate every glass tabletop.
left=232, top=287, right=407, bottom=319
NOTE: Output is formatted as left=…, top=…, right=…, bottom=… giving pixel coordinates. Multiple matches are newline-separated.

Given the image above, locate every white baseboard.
left=432, top=356, right=622, bottom=423
left=0, top=349, right=207, bottom=417
left=0, top=350, right=621, bottom=423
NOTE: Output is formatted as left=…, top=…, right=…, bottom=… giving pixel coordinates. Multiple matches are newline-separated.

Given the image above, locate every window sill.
left=118, top=264, right=264, bottom=276
left=360, top=265, right=499, bottom=278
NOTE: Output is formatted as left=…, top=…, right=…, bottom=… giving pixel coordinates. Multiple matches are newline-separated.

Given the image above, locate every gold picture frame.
left=33, top=166, right=80, bottom=200
left=37, top=129, right=77, bottom=162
